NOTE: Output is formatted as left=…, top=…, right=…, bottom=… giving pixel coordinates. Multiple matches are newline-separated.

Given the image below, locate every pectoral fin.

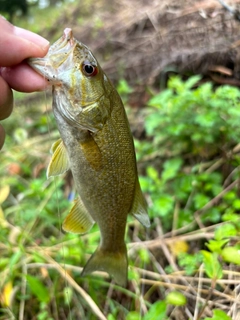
left=50, top=139, right=62, bottom=154
left=62, top=197, right=95, bottom=234
left=47, top=139, right=70, bottom=178
left=80, top=132, right=102, bottom=171
left=130, top=179, right=150, bottom=228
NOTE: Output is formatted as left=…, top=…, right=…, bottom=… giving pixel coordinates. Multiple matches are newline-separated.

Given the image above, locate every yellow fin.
left=62, top=197, right=95, bottom=234
left=81, top=244, right=128, bottom=287
left=47, top=139, right=69, bottom=178
left=130, top=179, right=150, bottom=228
left=50, top=139, right=62, bottom=154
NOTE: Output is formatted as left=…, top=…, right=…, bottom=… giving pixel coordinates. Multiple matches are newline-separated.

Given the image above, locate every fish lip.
left=28, top=57, right=59, bottom=84
left=28, top=28, right=76, bottom=83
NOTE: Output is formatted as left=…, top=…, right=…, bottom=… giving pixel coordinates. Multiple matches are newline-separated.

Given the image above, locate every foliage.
left=204, top=309, right=232, bottom=320
left=146, top=75, right=240, bottom=156
left=0, top=0, right=29, bottom=22
left=136, top=76, right=240, bottom=233
left=134, top=75, right=240, bottom=319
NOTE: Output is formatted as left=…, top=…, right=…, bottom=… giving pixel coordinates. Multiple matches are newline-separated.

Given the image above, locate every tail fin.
left=81, top=245, right=128, bottom=287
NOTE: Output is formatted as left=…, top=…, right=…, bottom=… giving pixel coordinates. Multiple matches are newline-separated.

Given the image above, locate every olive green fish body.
left=28, top=28, right=150, bottom=286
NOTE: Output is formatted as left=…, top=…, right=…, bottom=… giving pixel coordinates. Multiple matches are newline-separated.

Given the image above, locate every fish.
left=28, top=28, right=150, bottom=287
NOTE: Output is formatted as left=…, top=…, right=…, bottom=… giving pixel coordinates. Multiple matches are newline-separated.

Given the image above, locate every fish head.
left=29, top=28, right=111, bottom=126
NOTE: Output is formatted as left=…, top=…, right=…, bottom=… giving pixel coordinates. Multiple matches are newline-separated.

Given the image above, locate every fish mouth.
left=28, top=28, right=76, bottom=84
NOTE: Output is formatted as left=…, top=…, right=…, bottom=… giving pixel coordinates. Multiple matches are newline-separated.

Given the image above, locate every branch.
left=217, top=0, right=240, bottom=21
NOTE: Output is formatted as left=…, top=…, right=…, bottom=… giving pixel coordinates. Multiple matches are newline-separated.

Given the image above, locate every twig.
left=193, top=264, right=203, bottom=320
left=140, top=279, right=240, bottom=304
left=19, top=260, right=27, bottom=320
left=135, top=266, right=240, bottom=285
left=217, top=0, right=235, bottom=14
left=129, top=229, right=214, bottom=250
left=231, top=283, right=240, bottom=319
left=197, top=278, right=217, bottom=320
left=217, top=0, right=240, bottom=20
left=103, top=282, right=114, bottom=315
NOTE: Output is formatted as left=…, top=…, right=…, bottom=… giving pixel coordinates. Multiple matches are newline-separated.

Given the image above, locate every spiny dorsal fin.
left=47, top=139, right=70, bottom=178
left=62, top=197, right=95, bottom=234
left=130, top=179, right=150, bottom=228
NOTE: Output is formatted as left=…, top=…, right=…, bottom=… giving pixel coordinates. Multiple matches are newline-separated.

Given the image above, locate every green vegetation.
left=1, top=75, right=240, bottom=319
left=138, top=76, right=240, bottom=229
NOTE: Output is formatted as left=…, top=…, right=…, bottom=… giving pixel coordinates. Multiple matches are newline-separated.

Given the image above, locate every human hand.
left=0, top=16, right=50, bottom=149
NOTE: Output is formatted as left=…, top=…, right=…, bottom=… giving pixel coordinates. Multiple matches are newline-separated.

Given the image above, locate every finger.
left=1, top=63, right=50, bottom=92
left=0, top=124, right=6, bottom=150
left=14, top=26, right=49, bottom=48
left=0, top=34, right=49, bottom=67
left=0, top=76, right=13, bottom=120
left=0, top=17, right=49, bottom=67
left=0, top=17, right=48, bottom=47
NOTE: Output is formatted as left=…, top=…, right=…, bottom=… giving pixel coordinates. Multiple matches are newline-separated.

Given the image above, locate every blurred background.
left=1, top=1, right=240, bottom=319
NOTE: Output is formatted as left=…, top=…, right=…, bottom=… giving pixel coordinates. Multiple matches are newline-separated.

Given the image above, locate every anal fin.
left=62, top=197, right=95, bottom=234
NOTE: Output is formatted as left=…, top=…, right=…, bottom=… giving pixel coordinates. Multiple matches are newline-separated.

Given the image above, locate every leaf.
left=0, top=185, right=10, bottom=204
left=147, top=166, right=160, bottom=183
left=117, top=79, right=132, bottom=95
left=204, top=309, right=232, bottom=320
left=206, top=239, right=229, bottom=254
left=214, top=223, right=237, bottom=240
left=144, top=301, right=167, bottom=320
left=221, top=246, right=240, bottom=265
left=139, top=248, right=150, bottom=263
left=0, top=206, right=4, bottom=220
left=9, top=250, right=22, bottom=272
left=201, top=251, right=223, bottom=279
left=184, top=75, right=202, bottom=89
left=0, top=281, right=13, bottom=307
left=154, top=194, right=174, bottom=217
left=126, top=311, right=141, bottom=320
left=161, top=157, right=183, bottom=182
left=232, top=199, right=240, bottom=210
left=168, top=240, right=189, bottom=257
left=166, top=291, right=187, bottom=306
left=26, top=275, right=50, bottom=303
left=13, top=127, right=28, bottom=143
left=222, top=211, right=240, bottom=223
left=63, top=287, right=73, bottom=305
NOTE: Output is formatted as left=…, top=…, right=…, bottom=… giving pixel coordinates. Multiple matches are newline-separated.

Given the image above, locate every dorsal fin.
left=129, top=179, right=150, bottom=228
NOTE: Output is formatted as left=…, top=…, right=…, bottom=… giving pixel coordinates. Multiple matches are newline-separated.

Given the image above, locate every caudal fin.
left=81, top=245, right=128, bottom=287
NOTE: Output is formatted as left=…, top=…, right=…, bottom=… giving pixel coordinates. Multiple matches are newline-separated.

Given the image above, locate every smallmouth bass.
left=28, top=28, right=150, bottom=287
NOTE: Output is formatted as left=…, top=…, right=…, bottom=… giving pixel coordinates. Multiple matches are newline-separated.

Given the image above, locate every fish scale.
left=28, top=28, right=150, bottom=286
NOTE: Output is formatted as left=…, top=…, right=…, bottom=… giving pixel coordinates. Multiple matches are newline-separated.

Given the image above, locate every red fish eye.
left=82, top=61, right=98, bottom=76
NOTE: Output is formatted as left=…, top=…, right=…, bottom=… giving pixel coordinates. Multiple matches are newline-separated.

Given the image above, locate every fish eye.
left=82, top=61, right=98, bottom=76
